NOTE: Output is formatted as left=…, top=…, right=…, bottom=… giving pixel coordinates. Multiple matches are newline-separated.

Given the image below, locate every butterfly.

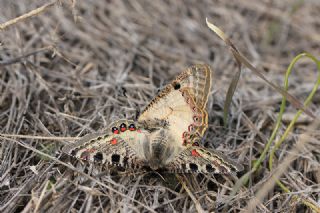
left=62, top=64, right=243, bottom=174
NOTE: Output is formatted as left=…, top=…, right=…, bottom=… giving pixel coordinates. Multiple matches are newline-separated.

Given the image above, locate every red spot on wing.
left=120, top=127, right=126, bottom=132
left=137, top=129, right=142, bottom=133
left=191, top=149, right=201, bottom=157
left=110, top=138, right=117, bottom=145
left=112, top=127, right=120, bottom=134
left=129, top=124, right=136, bottom=131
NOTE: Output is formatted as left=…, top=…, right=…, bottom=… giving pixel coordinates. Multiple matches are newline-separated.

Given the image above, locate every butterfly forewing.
left=176, top=64, right=212, bottom=109
left=138, top=64, right=212, bottom=146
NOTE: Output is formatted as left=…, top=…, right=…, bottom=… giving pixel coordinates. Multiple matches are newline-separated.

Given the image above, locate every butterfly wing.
left=166, top=146, right=243, bottom=174
left=62, top=120, right=150, bottom=169
left=138, top=64, right=212, bottom=147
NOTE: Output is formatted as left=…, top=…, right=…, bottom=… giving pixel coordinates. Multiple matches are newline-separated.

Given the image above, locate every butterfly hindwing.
left=138, top=64, right=212, bottom=147
left=166, top=146, right=243, bottom=174
left=62, top=120, right=149, bottom=168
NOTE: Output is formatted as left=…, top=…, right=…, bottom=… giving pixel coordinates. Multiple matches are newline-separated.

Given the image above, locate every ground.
left=0, top=1, right=320, bottom=212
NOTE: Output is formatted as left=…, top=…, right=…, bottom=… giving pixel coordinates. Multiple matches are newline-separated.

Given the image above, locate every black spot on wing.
left=111, top=154, right=120, bottom=163
left=189, top=163, right=198, bottom=172
left=172, top=81, right=181, bottom=90
left=94, top=152, right=103, bottom=162
left=70, top=149, right=77, bottom=156
left=206, top=164, right=214, bottom=173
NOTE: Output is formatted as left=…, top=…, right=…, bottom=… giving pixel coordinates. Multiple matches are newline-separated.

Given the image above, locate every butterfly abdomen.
left=142, top=129, right=179, bottom=170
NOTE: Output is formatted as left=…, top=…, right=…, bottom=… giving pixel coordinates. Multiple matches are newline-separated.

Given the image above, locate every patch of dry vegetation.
left=0, top=1, right=319, bottom=212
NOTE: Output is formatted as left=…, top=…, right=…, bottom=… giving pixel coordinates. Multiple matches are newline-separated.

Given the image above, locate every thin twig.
left=0, top=2, right=56, bottom=30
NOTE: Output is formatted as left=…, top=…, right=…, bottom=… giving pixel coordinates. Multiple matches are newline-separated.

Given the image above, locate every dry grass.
left=0, top=1, right=320, bottom=212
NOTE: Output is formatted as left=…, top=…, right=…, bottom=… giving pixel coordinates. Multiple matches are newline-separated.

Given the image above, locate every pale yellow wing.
left=138, top=64, right=212, bottom=147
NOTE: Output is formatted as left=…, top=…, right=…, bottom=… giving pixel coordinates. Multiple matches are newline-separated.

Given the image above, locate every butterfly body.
left=63, top=64, right=243, bottom=174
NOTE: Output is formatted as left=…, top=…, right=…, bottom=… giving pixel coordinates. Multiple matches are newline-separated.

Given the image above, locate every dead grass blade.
left=246, top=121, right=320, bottom=212
left=176, top=174, right=206, bottom=213
left=0, top=2, right=57, bottom=31
left=0, top=133, right=79, bottom=141
left=0, top=136, right=157, bottom=213
left=0, top=46, right=53, bottom=67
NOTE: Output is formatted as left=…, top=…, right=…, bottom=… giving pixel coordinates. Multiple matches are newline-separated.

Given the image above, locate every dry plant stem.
left=176, top=174, right=206, bottom=213
left=206, top=18, right=315, bottom=119
left=269, top=53, right=320, bottom=169
left=0, top=133, right=79, bottom=141
left=231, top=50, right=316, bottom=119
left=223, top=58, right=241, bottom=126
left=206, top=19, right=320, bottom=211
left=235, top=53, right=320, bottom=211
left=34, top=180, right=50, bottom=212
left=268, top=53, right=320, bottom=211
left=0, top=46, right=53, bottom=66
left=0, top=2, right=56, bottom=30
left=247, top=121, right=320, bottom=212
left=0, top=136, right=156, bottom=213
left=241, top=53, right=320, bottom=186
